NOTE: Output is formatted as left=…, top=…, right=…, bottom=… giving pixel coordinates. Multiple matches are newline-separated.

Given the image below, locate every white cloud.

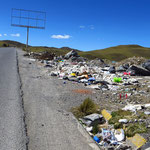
left=79, top=25, right=85, bottom=29
left=10, top=33, right=20, bottom=37
left=51, top=34, right=71, bottom=39
left=4, top=34, right=7, bottom=36
left=0, top=34, right=2, bottom=37
left=89, top=25, right=95, bottom=30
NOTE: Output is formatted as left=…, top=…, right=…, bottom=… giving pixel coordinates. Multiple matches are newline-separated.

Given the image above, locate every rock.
left=109, top=66, right=116, bottom=73
left=64, top=50, right=78, bottom=59
left=80, top=113, right=103, bottom=127
left=127, top=65, right=150, bottom=76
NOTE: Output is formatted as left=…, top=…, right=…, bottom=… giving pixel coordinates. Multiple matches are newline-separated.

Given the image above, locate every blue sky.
left=0, top=0, right=150, bottom=51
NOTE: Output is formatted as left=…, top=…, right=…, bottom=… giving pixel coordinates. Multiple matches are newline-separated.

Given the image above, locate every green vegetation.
left=108, top=109, right=147, bottom=137
left=71, top=98, right=99, bottom=119
left=79, top=45, right=150, bottom=61
left=114, top=122, right=123, bottom=129
left=1, top=40, right=150, bottom=61
left=108, top=109, right=132, bottom=124
left=125, top=123, right=147, bottom=137
left=92, top=124, right=99, bottom=135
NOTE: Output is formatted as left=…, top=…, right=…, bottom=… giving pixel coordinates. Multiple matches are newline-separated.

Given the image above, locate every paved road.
left=0, top=48, right=26, bottom=150
left=18, top=49, right=99, bottom=150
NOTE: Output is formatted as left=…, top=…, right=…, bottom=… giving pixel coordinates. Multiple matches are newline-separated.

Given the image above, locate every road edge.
left=16, top=50, right=29, bottom=150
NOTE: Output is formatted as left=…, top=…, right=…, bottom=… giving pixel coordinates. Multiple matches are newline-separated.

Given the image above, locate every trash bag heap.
left=29, top=50, right=150, bottom=149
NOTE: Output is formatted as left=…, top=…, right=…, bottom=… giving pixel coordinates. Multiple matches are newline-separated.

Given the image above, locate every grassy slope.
left=1, top=40, right=150, bottom=61
left=79, top=45, right=150, bottom=61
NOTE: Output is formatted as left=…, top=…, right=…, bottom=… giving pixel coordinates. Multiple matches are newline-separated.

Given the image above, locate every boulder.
left=127, top=65, right=150, bottom=76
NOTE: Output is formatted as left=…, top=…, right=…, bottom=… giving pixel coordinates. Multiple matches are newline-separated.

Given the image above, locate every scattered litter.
left=101, top=109, right=112, bottom=121
left=72, top=89, right=93, bottom=94
left=80, top=113, right=103, bottom=127
left=128, top=134, right=146, bottom=149
left=114, top=129, right=125, bottom=142
left=93, top=136, right=100, bottom=143
left=27, top=50, right=150, bottom=149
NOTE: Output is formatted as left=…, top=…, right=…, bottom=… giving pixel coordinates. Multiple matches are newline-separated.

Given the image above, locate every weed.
left=125, top=123, right=147, bottom=137
left=71, top=98, right=99, bottom=119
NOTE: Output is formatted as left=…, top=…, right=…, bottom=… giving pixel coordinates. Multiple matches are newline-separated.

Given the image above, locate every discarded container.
left=114, top=129, right=125, bottom=142
left=119, top=119, right=128, bottom=123
left=119, top=93, right=122, bottom=100
left=70, top=73, right=76, bottom=77
left=88, top=77, right=95, bottom=81
left=123, top=72, right=131, bottom=75
left=86, top=126, right=93, bottom=132
left=113, top=77, right=122, bottom=83
left=93, top=136, right=100, bottom=143
left=144, top=111, right=150, bottom=115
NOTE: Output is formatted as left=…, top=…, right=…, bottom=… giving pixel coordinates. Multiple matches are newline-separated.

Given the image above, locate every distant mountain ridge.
left=0, top=40, right=150, bottom=61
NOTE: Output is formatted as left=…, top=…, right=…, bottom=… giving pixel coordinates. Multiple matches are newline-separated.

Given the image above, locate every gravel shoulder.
left=17, top=49, right=100, bottom=150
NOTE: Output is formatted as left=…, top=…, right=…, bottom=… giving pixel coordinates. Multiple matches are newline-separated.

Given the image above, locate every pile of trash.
left=78, top=103, right=150, bottom=150
left=116, top=56, right=147, bottom=67
left=48, top=50, right=150, bottom=90
left=29, top=51, right=56, bottom=60
left=27, top=50, right=150, bottom=149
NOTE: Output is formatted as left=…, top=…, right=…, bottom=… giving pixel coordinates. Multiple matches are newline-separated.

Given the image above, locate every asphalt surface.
left=18, top=49, right=99, bottom=150
left=0, top=48, right=26, bottom=150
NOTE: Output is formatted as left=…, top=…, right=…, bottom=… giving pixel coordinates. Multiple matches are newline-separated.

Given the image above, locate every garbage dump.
left=27, top=50, right=150, bottom=149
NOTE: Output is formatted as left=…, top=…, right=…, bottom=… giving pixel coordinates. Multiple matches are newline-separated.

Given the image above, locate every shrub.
left=108, top=109, right=132, bottom=125
left=71, top=98, right=99, bottom=119
left=79, top=98, right=98, bottom=115
left=3, top=43, right=9, bottom=47
left=92, top=124, right=99, bottom=135
left=114, top=122, right=123, bottom=129
left=125, top=123, right=147, bottom=137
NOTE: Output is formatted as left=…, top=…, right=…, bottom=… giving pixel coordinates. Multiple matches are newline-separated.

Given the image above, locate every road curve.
left=0, top=48, right=27, bottom=150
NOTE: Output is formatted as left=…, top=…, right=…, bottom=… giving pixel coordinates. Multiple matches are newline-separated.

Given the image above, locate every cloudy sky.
left=0, top=0, right=150, bottom=51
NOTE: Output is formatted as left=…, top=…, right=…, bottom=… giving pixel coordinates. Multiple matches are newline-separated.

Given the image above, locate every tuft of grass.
left=125, top=123, right=147, bottom=137
left=114, top=122, right=123, bottom=129
left=109, top=109, right=132, bottom=125
left=92, top=124, right=99, bottom=135
left=71, top=98, right=99, bottom=119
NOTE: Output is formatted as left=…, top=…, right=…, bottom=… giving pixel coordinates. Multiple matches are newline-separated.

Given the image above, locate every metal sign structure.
left=11, top=8, right=46, bottom=52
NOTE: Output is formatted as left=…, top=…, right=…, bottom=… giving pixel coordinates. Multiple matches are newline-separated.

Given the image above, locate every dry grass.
left=71, top=98, right=99, bottom=119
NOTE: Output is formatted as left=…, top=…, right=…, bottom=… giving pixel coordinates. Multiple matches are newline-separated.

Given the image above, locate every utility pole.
left=26, top=27, right=29, bottom=53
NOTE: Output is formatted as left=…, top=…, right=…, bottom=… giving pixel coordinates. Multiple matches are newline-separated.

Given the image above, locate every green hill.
left=79, top=45, right=150, bottom=61
left=0, top=40, right=150, bottom=61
